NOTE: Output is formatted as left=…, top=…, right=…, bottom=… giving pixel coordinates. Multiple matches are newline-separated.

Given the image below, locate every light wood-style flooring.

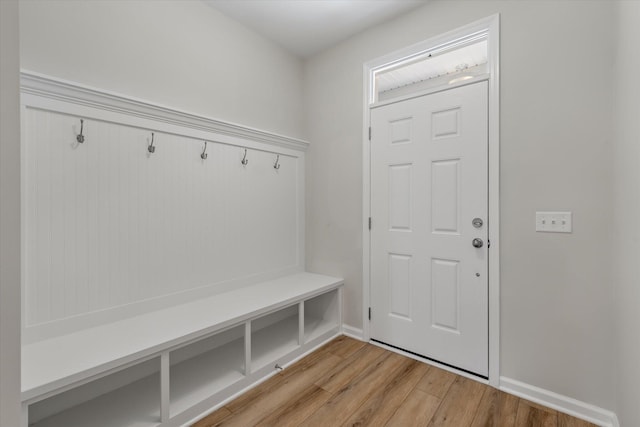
left=193, top=336, right=597, bottom=427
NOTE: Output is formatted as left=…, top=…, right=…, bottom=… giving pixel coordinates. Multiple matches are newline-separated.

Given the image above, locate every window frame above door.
left=361, top=13, right=500, bottom=387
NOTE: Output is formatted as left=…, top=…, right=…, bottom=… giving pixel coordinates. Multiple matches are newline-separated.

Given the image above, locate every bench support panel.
left=24, top=275, right=343, bottom=427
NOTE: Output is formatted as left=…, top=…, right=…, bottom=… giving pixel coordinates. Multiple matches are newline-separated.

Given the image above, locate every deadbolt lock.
left=472, top=218, right=483, bottom=228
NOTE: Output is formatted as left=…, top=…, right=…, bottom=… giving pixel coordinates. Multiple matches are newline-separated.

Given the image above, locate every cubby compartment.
left=22, top=273, right=343, bottom=427
left=251, top=304, right=300, bottom=372
left=304, top=289, right=340, bottom=343
left=29, top=357, right=161, bottom=427
left=170, top=325, right=245, bottom=417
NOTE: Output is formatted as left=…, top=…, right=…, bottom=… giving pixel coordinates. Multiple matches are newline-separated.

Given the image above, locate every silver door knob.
left=472, top=238, right=484, bottom=248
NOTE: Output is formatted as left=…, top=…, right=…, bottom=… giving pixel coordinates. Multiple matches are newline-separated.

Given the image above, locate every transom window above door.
left=372, top=32, right=489, bottom=103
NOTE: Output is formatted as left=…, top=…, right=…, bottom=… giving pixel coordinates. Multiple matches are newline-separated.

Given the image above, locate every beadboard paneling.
left=23, top=107, right=301, bottom=339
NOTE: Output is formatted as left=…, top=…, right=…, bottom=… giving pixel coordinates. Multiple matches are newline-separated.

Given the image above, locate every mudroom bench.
left=21, top=273, right=344, bottom=427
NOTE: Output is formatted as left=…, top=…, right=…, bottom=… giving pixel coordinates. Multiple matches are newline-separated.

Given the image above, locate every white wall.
left=0, top=0, right=22, bottom=425
left=304, top=0, right=616, bottom=411
left=19, top=0, right=304, bottom=139
left=612, top=2, right=640, bottom=426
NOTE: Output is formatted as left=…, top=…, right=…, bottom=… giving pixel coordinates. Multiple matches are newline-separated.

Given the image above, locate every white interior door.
left=370, top=81, right=489, bottom=376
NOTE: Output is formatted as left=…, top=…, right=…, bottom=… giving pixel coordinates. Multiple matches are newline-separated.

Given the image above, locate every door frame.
left=362, top=14, right=500, bottom=386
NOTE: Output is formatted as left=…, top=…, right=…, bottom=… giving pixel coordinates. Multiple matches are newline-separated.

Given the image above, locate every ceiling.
left=204, top=0, right=428, bottom=58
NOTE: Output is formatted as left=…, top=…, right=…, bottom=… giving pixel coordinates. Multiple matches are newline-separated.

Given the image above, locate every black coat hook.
left=274, top=154, right=280, bottom=170
left=241, top=149, right=249, bottom=165
left=148, top=132, right=155, bottom=153
left=76, top=119, right=85, bottom=144
left=201, top=141, right=208, bottom=160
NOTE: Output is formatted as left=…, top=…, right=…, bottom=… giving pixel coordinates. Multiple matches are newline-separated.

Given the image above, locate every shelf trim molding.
left=20, top=70, right=310, bottom=153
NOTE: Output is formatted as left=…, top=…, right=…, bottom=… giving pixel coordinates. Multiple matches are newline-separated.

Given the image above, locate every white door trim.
left=362, top=14, right=500, bottom=386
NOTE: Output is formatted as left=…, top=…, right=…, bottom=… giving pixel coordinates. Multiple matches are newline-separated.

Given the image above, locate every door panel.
left=431, top=159, right=460, bottom=233
left=388, top=164, right=412, bottom=230
left=370, top=81, right=488, bottom=376
left=431, top=257, right=459, bottom=331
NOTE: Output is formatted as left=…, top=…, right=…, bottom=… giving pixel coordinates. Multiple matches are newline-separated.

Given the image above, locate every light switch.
left=536, top=211, right=572, bottom=233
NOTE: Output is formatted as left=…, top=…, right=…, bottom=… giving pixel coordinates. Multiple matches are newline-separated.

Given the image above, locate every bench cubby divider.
left=23, top=273, right=343, bottom=427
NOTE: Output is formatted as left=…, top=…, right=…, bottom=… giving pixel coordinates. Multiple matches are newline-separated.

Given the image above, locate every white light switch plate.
left=536, top=211, right=572, bottom=233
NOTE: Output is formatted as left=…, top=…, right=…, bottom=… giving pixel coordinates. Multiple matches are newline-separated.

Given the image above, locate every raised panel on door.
left=388, top=253, right=412, bottom=320
left=388, top=164, right=412, bottom=231
left=370, top=81, right=489, bottom=377
left=431, top=159, right=460, bottom=234
left=431, top=258, right=459, bottom=332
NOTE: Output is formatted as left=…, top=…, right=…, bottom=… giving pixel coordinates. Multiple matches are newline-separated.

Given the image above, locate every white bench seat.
left=22, top=272, right=343, bottom=425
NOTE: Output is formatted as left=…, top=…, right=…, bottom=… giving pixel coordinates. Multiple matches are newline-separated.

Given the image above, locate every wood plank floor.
left=192, top=336, right=597, bottom=427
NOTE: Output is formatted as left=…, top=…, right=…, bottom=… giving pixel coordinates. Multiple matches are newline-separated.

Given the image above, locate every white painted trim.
left=341, top=325, right=364, bottom=341
left=361, top=60, right=372, bottom=343
left=362, top=14, right=500, bottom=386
left=486, top=14, right=501, bottom=390
left=0, top=2, right=22, bottom=426
left=500, top=377, right=619, bottom=427
left=20, top=71, right=309, bottom=153
left=160, top=352, right=170, bottom=423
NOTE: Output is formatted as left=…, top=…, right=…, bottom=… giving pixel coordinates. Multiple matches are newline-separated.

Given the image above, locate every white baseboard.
left=500, top=377, right=619, bottom=427
left=337, top=330, right=620, bottom=426
left=341, top=324, right=364, bottom=340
